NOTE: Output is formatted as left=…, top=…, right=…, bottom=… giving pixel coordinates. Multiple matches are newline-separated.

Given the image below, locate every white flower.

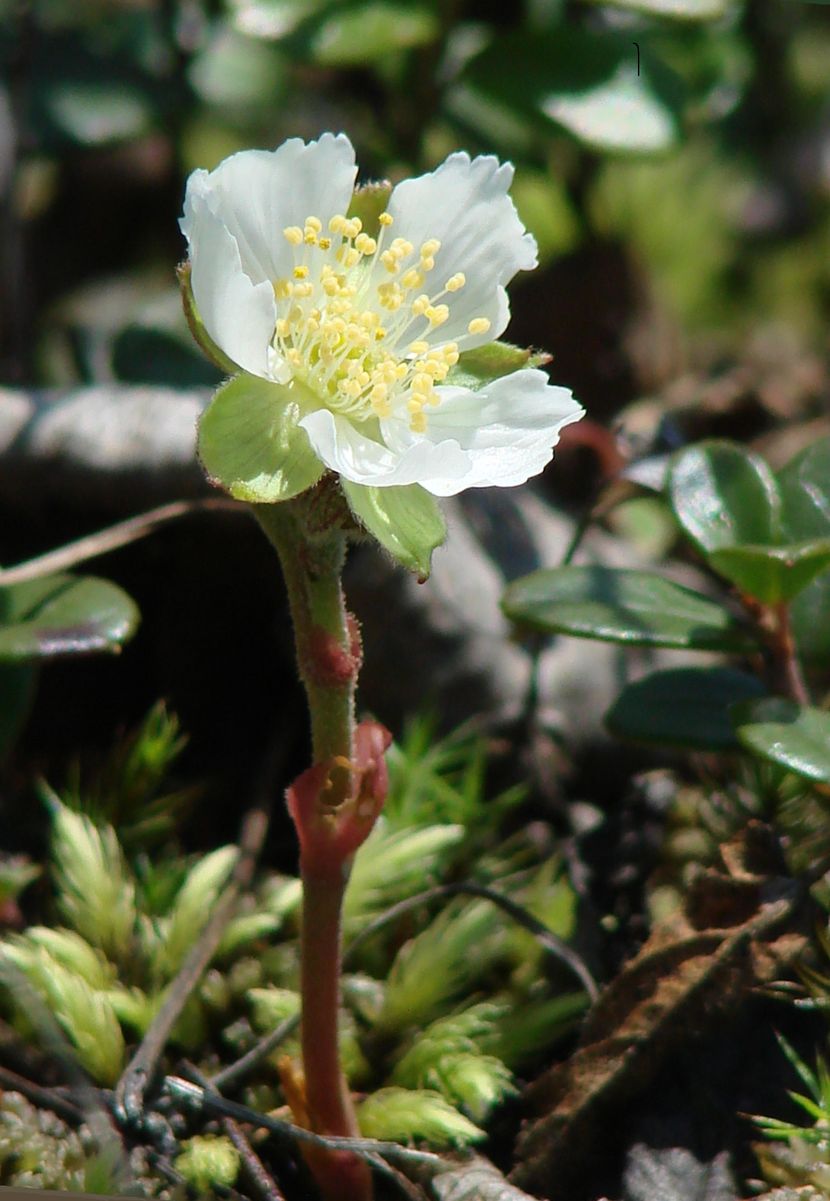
left=181, top=133, right=583, bottom=498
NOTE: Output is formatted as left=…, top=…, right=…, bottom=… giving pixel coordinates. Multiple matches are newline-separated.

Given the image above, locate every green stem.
left=255, top=501, right=354, bottom=798
left=253, top=501, right=371, bottom=1201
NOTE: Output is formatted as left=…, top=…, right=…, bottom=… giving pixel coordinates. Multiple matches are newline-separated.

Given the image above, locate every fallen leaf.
left=512, top=823, right=806, bottom=1197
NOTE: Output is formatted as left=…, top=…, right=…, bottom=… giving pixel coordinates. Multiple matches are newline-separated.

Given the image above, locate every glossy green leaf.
left=0, top=575, right=140, bottom=663
left=342, top=481, right=447, bottom=579
left=501, top=566, right=757, bottom=652
left=310, top=3, right=438, bottom=65
left=606, top=667, right=765, bottom=750
left=460, top=30, right=683, bottom=154
left=708, top=540, right=830, bottom=605
left=731, top=697, right=830, bottom=783
left=778, top=438, right=830, bottom=540
left=778, top=438, right=830, bottom=663
left=198, top=374, right=324, bottom=503
left=668, top=440, right=781, bottom=555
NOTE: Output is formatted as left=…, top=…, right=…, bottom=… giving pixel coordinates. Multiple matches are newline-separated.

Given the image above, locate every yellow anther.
left=410, top=411, right=428, bottom=433
left=445, top=273, right=466, bottom=292
left=329, top=214, right=347, bottom=233
left=420, top=238, right=441, bottom=258
left=420, top=256, right=435, bottom=273
left=412, top=294, right=430, bottom=316
left=283, top=226, right=303, bottom=245
left=380, top=250, right=399, bottom=273
left=374, top=328, right=387, bottom=340
left=355, top=233, right=377, bottom=255
left=378, top=212, right=393, bottom=226
left=467, top=317, right=491, bottom=335
left=426, top=304, right=449, bottom=327
left=294, top=282, right=313, bottom=298
left=275, top=318, right=290, bottom=338
left=305, top=216, right=323, bottom=233
left=345, top=217, right=362, bottom=237
left=293, top=265, right=309, bottom=279
left=400, top=268, right=423, bottom=290
left=274, top=279, right=292, bottom=299
left=318, top=236, right=332, bottom=250
left=409, top=340, right=429, bottom=354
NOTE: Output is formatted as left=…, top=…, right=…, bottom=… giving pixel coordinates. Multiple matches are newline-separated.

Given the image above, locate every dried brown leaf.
left=512, top=824, right=806, bottom=1197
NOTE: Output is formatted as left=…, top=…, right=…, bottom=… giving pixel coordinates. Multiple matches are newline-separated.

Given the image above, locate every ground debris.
left=511, top=823, right=806, bottom=1199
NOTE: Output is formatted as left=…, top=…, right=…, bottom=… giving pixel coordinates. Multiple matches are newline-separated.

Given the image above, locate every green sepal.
left=347, top=182, right=393, bottom=237
left=197, top=374, right=324, bottom=503
left=177, top=262, right=238, bottom=377
left=342, top=480, right=447, bottom=579
left=448, top=341, right=546, bottom=392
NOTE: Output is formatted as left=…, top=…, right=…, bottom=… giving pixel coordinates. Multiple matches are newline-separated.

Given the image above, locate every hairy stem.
left=253, top=500, right=371, bottom=1201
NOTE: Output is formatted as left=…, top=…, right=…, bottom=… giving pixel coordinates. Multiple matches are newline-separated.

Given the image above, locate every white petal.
left=382, top=152, right=536, bottom=350
left=382, top=369, right=584, bottom=496
left=185, top=199, right=277, bottom=378
left=299, top=408, right=470, bottom=488
left=181, top=134, right=357, bottom=285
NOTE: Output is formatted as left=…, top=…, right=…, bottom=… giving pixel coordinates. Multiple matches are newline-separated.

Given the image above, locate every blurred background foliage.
left=0, top=0, right=828, bottom=409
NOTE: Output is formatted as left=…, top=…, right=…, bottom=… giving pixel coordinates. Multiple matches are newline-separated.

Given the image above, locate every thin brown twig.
left=0, top=498, right=240, bottom=586
left=0, top=1062, right=84, bottom=1124
left=183, top=1063, right=287, bottom=1201
left=115, top=751, right=278, bottom=1125
left=210, top=1013, right=300, bottom=1095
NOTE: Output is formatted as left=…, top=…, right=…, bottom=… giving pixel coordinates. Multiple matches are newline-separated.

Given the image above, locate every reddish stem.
left=772, top=601, right=810, bottom=706
left=299, top=867, right=372, bottom=1201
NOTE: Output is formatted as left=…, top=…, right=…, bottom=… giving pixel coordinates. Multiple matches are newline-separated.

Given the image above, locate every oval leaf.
left=198, top=374, right=324, bottom=503
left=668, top=440, right=781, bottom=556
left=708, top=540, right=830, bottom=605
left=461, top=30, right=683, bottom=154
left=731, top=697, right=830, bottom=784
left=606, top=667, right=765, bottom=750
left=0, top=574, right=140, bottom=662
left=501, top=565, right=757, bottom=652
left=342, top=481, right=446, bottom=579
left=778, top=437, right=830, bottom=663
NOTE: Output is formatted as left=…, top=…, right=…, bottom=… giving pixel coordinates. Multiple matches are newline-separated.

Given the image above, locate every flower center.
left=270, top=211, right=491, bottom=432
